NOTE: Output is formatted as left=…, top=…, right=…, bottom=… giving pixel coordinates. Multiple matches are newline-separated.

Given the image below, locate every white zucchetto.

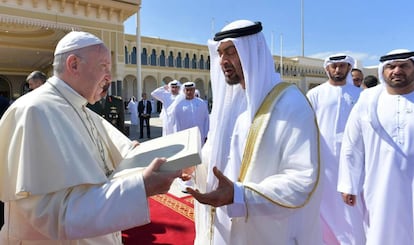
left=54, top=31, right=104, bottom=56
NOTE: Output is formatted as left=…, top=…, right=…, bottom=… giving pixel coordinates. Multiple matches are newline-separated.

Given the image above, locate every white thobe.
left=127, top=100, right=138, bottom=125
left=173, top=98, right=209, bottom=144
left=194, top=86, right=322, bottom=245
left=151, top=86, right=178, bottom=136
left=338, top=85, right=414, bottom=245
left=307, top=82, right=365, bottom=245
left=0, top=77, right=150, bottom=244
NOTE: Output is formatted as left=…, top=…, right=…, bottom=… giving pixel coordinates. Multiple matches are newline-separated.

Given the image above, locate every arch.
left=168, top=51, right=174, bottom=67
left=162, top=76, right=174, bottom=85
left=141, top=48, right=148, bottom=65
left=131, top=47, right=137, bottom=64
left=124, top=46, right=129, bottom=64
left=123, top=74, right=137, bottom=100
left=0, top=76, right=12, bottom=99
left=199, top=55, right=205, bottom=69
left=192, top=54, right=197, bottom=69
left=150, top=49, right=157, bottom=66
left=206, top=56, right=211, bottom=70
left=178, top=77, right=189, bottom=84
left=176, top=52, right=182, bottom=68
left=184, top=53, right=190, bottom=68
left=142, top=75, right=157, bottom=99
left=159, top=50, right=166, bottom=67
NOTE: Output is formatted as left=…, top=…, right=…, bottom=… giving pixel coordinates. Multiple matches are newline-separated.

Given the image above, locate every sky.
left=124, top=0, right=414, bottom=68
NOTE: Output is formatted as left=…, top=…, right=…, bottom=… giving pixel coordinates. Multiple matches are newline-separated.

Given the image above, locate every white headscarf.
left=168, top=79, right=181, bottom=89
left=324, top=53, right=355, bottom=85
left=378, top=49, right=414, bottom=84
left=204, top=20, right=281, bottom=190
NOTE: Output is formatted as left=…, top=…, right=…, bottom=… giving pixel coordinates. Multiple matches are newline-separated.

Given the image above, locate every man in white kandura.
left=127, top=96, right=138, bottom=126
left=171, top=82, right=209, bottom=144
left=306, top=54, right=365, bottom=245
left=0, top=31, right=187, bottom=244
left=186, top=19, right=322, bottom=245
left=338, top=49, right=414, bottom=245
left=151, top=80, right=181, bottom=136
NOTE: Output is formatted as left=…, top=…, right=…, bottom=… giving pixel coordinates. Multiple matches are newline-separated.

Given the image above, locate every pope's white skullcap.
left=54, top=31, right=104, bottom=56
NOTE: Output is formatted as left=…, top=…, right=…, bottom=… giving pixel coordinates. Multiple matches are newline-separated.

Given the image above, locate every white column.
left=136, top=7, right=142, bottom=99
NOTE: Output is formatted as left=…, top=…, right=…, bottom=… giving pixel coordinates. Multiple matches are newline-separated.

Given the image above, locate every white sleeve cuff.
left=226, top=181, right=246, bottom=217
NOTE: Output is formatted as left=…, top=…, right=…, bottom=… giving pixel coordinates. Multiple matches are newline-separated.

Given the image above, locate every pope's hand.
left=186, top=167, right=234, bottom=207
left=130, top=140, right=140, bottom=149
left=143, top=157, right=191, bottom=197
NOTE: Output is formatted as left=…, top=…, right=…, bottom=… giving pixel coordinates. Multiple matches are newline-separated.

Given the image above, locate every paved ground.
left=124, top=112, right=189, bottom=197
left=125, top=112, right=163, bottom=143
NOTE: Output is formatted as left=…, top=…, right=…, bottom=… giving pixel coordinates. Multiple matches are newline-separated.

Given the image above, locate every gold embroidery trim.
left=238, top=82, right=321, bottom=209
left=238, top=82, right=292, bottom=181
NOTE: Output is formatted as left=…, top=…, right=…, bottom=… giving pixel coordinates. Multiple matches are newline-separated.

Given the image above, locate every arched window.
left=192, top=54, right=197, bottom=69
left=168, top=51, right=174, bottom=67
left=206, top=56, right=210, bottom=70
left=199, top=55, right=205, bottom=69
left=124, top=46, right=129, bottom=64
left=159, top=50, right=166, bottom=67
left=141, top=48, right=147, bottom=65
left=150, top=49, right=157, bottom=66
left=184, top=53, right=190, bottom=68
left=131, top=47, right=137, bottom=64
left=176, top=52, right=182, bottom=68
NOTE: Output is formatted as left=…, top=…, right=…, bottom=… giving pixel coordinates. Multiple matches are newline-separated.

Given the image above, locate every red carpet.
left=122, top=193, right=195, bottom=245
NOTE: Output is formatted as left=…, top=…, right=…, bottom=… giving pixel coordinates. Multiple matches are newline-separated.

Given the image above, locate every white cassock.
left=151, top=86, right=178, bottom=136
left=194, top=86, right=322, bottom=245
left=173, top=98, right=209, bottom=144
left=307, top=81, right=365, bottom=245
left=338, top=85, right=414, bottom=245
left=127, top=99, right=138, bottom=125
left=0, top=77, right=150, bottom=244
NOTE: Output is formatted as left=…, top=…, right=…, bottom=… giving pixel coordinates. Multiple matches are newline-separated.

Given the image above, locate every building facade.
left=1, top=0, right=367, bottom=107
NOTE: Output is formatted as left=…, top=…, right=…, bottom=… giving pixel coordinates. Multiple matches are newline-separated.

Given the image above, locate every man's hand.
left=130, top=140, right=140, bottom=149
left=143, top=157, right=191, bottom=197
left=341, top=193, right=357, bottom=206
left=186, top=167, right=234, bottom=207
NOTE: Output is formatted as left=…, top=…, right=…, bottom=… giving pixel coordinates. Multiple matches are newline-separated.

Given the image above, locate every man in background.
left=171, top=82, right=209, bottom=144
left=26, top=70, right=47, bottom=91
left=339, top=49, right=414, bottom=245
left=307, top=54, right=364, bottom=244
left=87, top=85, right=126, bottom=135
left=138, top=92, right=152, bottom=139
left=361, top=75, right=379, bottom=89
left=351, top=68, right=364, bottom=88
left=151, top=80, right=181, bottom=136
